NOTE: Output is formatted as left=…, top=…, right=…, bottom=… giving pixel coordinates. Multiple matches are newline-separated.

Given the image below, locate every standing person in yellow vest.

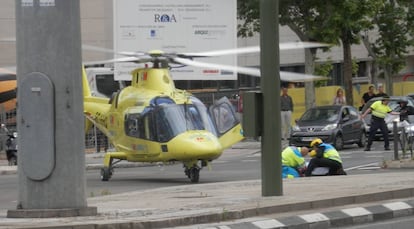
left=281, top=146, right=309, bottom=178
left=361, top=96, right=398, bottom=151
left=305, top=138, right=346, bottom=176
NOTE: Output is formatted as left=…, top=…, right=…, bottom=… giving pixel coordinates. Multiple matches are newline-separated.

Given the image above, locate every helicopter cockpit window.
left=150, top=96, right=175, bottom=106
left=190, top=96, right=217, bottom=136
left=125, top=103, right=208, bottom=142
left=153, top=104, right=207, bottom=142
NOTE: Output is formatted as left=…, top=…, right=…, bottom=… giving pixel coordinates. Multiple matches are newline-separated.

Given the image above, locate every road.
left=0, top=140, right=404, bottom=212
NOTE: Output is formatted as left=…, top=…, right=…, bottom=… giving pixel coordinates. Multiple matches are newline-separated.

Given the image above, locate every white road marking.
left=383, top=202, right=412, bottom=211
left=217, top=226, right=232, bottom=229
left=342, top=207, right=372, bottom=217
left=345, top=163, right=379, bottom=171
left=252, top=219, right=285, bottom=228
left=242, top=160, right=258, bottom=163
left=356, top=166, right=381, bottom=170
left=300, top=213, right=329, bottom=222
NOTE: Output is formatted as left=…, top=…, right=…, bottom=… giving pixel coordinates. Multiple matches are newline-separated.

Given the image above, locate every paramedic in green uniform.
left=281, top=146, right=309, bottom=178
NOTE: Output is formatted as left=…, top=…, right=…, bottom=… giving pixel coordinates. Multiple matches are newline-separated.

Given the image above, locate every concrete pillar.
left=9, top=0, right=96, bottom=217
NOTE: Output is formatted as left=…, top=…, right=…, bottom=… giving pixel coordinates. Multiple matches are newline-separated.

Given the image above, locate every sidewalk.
left=1, top=142, right=414, bottom=228
left=1, top=172, right=414, bottom=229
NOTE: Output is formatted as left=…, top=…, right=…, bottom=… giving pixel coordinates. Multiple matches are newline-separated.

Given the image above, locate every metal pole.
left=402, top=128, right=406, bottom=158
left=393, top=120, right=399, bottom=160
left=94, top=125, right=98, bottom=152
left=260, top=0, right=282, bottom=196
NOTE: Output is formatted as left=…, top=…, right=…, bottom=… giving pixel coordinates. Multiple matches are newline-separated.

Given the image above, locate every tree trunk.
left=304, top=48, right=316, bottom=109
left=343, top=40, right=354, bottom=106
left=385, top=64, right=393, bottom=95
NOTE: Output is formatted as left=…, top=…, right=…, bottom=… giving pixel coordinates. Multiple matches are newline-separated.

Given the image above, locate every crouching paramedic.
left=282, top=146, right=309, bottom=178
left=305, top=138, right=346, bottom=176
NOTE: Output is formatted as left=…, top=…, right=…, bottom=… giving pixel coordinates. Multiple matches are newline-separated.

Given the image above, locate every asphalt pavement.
left=1, top=141, right=414, bottom=229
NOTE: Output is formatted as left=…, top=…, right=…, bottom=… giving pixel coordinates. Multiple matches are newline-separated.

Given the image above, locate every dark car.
left=289, top=105, right=365, bottom=150
left=406, top=93, right=414, bottom=101
left=361, top=96, right=414, bottom=137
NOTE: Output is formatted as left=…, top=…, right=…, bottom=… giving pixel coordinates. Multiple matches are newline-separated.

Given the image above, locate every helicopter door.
left=209, top=97, right=244, bottom=149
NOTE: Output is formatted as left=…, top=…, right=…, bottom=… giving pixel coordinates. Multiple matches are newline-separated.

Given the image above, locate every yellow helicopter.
left=82, top=42, right=328, bottom=182
left=83, top=50, right=245, bottom=182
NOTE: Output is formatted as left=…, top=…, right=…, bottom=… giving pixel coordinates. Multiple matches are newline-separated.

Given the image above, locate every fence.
left=0, top=105, right=108, bottom=153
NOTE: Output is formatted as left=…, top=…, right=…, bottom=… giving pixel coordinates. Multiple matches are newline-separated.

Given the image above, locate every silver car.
left=289, top=105, right=366, bottom=150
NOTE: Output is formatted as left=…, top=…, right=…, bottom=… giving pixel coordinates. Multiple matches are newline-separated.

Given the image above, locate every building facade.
left=1, top=1, right=409, bottom=90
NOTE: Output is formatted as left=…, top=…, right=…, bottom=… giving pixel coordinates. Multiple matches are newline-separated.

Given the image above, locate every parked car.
left=406, top=93, right=414, bottom=101
left=360, top=96, right=414, bottom=138
left=289, top=105, right=365, bottom=150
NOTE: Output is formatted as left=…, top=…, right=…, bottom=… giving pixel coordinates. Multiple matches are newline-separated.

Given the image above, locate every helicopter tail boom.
left=82, top=65, right=92, bottom=97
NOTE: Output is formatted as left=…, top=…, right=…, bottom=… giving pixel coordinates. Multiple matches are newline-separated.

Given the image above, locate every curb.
left=8, top=188, right=414, bottom=229
left=224, top=199, right=414, bottom=229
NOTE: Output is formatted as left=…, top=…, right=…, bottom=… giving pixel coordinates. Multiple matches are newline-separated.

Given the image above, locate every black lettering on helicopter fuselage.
left=94, top=111, right=107, bottom=124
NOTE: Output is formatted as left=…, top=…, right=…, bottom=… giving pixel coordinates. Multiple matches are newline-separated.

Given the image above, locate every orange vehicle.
left=0, top=70, right=17, bottom=112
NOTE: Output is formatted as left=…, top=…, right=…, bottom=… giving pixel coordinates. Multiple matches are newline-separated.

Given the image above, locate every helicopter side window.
left=125, top=115, right=140, bottom=138
left=212, top=103, right=237, bottom=135
left=125, top=111, right=157, bottom=141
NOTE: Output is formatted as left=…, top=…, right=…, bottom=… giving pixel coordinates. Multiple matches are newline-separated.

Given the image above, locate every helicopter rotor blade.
left=81, top=44, right=116, bottom=54
left=0, top=67, right=17, bottom=74
left=279, top=71, right=328, bottom=82
left=180, top=41, right=329, bottom=58
left=173, top=57, right=260, bottom=76
left=82, top=44, right=149, bottom=58
left=173, top=57, right=327, bottom=82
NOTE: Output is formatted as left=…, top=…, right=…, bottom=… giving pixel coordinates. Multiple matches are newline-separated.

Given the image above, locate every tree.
left=238, top=0, right=382, bottom=106
left=238, top=0, right=332, bottom=109
left=313, top=0, right=382, bottom=105
left=369, top=0, right=414, bottom=95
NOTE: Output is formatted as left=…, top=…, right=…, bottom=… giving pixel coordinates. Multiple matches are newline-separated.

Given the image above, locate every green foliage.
left=314, top=60, right=333, bottom=77
left=372, top=0, right=413, bottom=75
left=314, top=60, right=334, bottom=87
left=237, top=0, right=260, bottom=37
left=237, top=0, right=414, bottom=98
left=101, top=189, right=111, bottom=196
left=352, top=58, right=359, bottom=76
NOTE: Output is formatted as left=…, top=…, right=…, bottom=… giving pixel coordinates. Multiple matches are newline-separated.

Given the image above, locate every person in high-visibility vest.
left=305, top=138, right=346, bottom=176
left=361, top=96, right=398, bottom=151
left=282, top=146, right=309, bottom=178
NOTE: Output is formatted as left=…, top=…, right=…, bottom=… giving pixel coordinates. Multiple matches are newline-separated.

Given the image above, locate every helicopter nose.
left=168, top=131, right=223, bottom=159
